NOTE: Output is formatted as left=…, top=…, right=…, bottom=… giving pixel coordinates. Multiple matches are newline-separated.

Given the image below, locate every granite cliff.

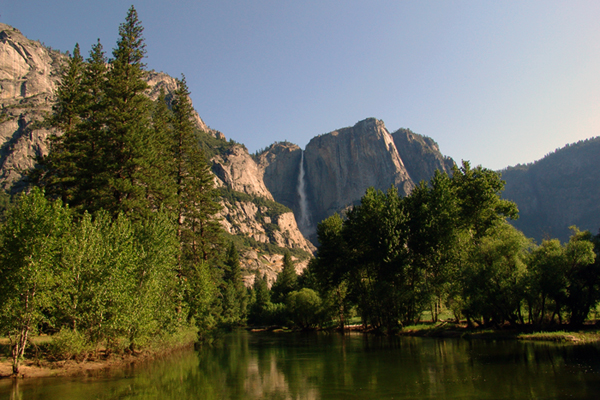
left=259, top=118, right=455, bottom=238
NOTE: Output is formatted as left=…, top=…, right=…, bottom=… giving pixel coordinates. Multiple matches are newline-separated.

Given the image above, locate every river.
left=2, top=331, right=600, bottom=399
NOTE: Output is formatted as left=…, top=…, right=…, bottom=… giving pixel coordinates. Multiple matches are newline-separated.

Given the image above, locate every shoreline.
left=398, top=322, right=600, bottom=343
left=3, top=324, right=599, bottom=380
left=250, top=322, right=600, bottom=344
left=0, top=340, right=196, bottom=380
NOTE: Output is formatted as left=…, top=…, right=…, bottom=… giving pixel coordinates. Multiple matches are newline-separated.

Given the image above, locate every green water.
left=2, top=331, right=600, bottom=399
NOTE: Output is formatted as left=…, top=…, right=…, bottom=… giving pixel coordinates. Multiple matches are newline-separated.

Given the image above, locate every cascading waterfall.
left=297, top=150, right=312, bottom=234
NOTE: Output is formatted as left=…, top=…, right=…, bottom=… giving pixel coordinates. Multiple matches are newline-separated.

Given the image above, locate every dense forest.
left=2, top=6, right=600, bottom=378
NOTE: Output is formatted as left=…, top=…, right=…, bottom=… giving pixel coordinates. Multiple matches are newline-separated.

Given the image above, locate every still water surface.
left=2, top=331, right=600, bottom=399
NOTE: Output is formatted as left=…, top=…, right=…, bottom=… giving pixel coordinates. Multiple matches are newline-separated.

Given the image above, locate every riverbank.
left=0, top=328, right=198, bottom=379
left=398, top=321, right=600, bottom=343
left=248, top=322, right=600, bottom=343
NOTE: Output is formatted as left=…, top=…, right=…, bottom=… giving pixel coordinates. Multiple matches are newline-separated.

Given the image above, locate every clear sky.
left=3, top=1, right=600, bottom=170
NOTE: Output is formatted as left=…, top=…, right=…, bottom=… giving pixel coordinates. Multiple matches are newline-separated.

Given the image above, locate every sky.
left=3, top=0, right=600, bottom=170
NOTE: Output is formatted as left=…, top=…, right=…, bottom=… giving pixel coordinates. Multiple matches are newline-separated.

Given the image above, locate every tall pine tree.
left=271, top=251, right=298, bottom=303
left=99, top=6, right=168, bottom=218
left=31, top=44, right=85, bottom=203
left=170, top=76, right=223, bottom=265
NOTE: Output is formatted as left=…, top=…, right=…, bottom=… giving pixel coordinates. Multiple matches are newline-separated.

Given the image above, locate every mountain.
left=0, top=23, right=313, bottom=285
left=258, top=118, right=455, bottom=239
left=0, top=22, right=463, bottom=283
left=501, top=137, right=600, bottom=243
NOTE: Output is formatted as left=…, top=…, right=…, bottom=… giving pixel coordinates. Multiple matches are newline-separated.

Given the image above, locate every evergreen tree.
left=72, top=39, right=108, bottom=212
left=98, top=5, right=167, bottom=218
left=170, top=76, right=223, bottom=265
left=271, top=252, right=298, bottom=303
left=222, top=241, right=248, bottom=325
left=30, top=7, right=173, bottom=220
left=30, top=44, right=85, bottom=202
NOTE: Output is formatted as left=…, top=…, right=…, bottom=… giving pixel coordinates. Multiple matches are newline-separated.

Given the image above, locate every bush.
left=286, top=289, right=324, bottom=329
left=47, top=328, right=91, bottom=361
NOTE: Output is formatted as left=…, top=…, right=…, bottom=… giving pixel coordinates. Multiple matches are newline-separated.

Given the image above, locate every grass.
left=517, top=330, right=600, bottom=343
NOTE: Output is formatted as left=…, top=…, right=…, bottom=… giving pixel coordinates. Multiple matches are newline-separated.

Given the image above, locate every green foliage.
left=0, top=188, right=72, bottom=373
left=31, top=6, right=173, bottom=219
left=218, top=186, right=292, bottom=217
left=221, top=242, right=248, bottom=326
left=186, top=262, right=219, bottom=341
left=18, top=8, right=226, bottom=354
left=311, top=161, right=533, bottom=331
left=196, top=130, right=237, bottom=160
left=460, top=223, right=531, bottom=326
left=271, top=252, right=298, bottom=303
left=563, top=227, right=598, bottom=326
left=286, top=289, right=325, bottom=329
left=47, top=328, right=91, bottom=361
left=224, top=231, right=310, bottom=261
left=0, top=189, right=13, bottom=222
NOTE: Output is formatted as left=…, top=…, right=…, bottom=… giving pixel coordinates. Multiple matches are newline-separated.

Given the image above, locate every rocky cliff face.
left=303, top=118, right=414, bottom=232
left=213, top=144, right=275, bottom=199
left=256, top=141, right=302, bottom=215
left=501, top=137, right=600, bottom=243
left=211, top=142, right=316, bottom=256
left=0, top=23, right=313, bottom=284
left=259, top=118, right=455, bottom=239
left=0, top=24, right=62, bottom=191
left=392, top=128, right=455, bottom=185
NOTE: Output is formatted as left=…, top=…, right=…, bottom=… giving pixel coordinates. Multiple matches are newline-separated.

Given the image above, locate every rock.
left=391, top=128, right=455, bottom=185
left=0, top=23, right=64, bottom=191
left=257, top=141, right=302, bottom=210
left=212, top=144, right=274, bottom=199
left=303, top=118, right=414, bottom=232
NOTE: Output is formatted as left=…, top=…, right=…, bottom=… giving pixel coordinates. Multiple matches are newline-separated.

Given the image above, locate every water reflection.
left=2, top=331, right=600, bottom=399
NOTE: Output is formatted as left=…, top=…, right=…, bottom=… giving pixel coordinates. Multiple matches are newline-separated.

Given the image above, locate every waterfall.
left=297, top=150, right=312, bottom=234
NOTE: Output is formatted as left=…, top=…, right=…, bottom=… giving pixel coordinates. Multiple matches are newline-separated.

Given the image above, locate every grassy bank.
left=0, top=327, right=198, bottom=379
left=398, top=321, right=600, bottom=343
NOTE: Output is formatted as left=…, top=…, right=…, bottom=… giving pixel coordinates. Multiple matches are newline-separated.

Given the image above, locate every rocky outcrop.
left=212, top=144, right=274, bottom=199
left=256, top=141, right=302, bottom=213
left=0, top=24, right=63, bottom=191
left=258, top=119, right=456, bottom=240
left=212, top=142, right=316, bottom=256
left=302, top=118, right=415, bottom=233
left=392, top=128, right=455, bottom=185
left=501, top=137, right=600, bottom=243
left=217, top=198, right=314, bottom=255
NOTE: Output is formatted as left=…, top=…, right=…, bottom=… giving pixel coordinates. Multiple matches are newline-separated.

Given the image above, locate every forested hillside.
left=501, top=137, right=600, bottom=243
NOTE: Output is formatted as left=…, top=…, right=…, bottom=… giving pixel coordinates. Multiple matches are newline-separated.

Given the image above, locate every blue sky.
left=3, top=1, right=600, bottom=170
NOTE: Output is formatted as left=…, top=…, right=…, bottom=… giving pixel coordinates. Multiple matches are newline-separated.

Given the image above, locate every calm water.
left=2, top=331, right=600, bottom=399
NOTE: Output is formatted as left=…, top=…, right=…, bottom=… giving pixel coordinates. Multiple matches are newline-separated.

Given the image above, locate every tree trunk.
left=12, top=326, right=30, bottom=375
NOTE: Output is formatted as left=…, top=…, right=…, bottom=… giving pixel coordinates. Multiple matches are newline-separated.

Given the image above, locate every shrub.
left=47, top=328, right=90, bottom=361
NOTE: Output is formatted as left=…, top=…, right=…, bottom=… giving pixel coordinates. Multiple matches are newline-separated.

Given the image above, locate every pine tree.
left=70, top=39, right=108, bottom=212
left=170, top=76, right=223, bottom=265
left=30, top=44, right=85, bottom=202
left=222, top=241, right=248, bottom=324
left=271, top=251, right=298, bottom=303
left=98, top=5, right=168, bottom=218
